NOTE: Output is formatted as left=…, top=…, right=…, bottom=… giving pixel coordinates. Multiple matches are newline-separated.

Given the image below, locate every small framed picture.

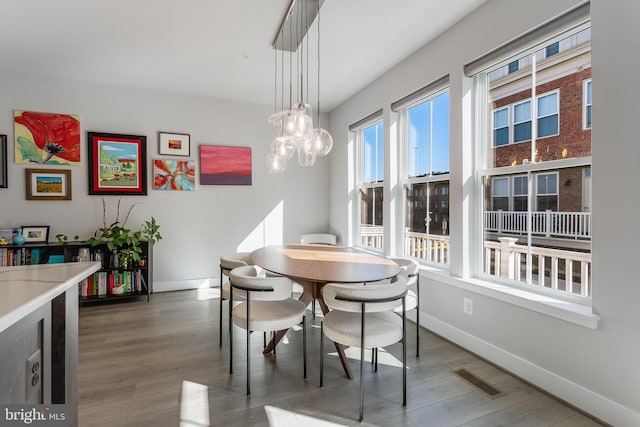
left=26, top=168, right=72, bottom=200
left=21, top=226, right=50, bottom=243
left=0, top=228, right=18, bottom=243
left=159, top=132, right=190, bottom=157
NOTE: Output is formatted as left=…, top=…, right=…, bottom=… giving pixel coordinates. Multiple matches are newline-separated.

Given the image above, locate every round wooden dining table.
left=250, top=244, right=401, bottom=379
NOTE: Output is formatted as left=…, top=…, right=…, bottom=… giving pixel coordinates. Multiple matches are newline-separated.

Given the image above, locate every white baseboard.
left=153, top=277, right=219, bottom=293
left=420, top=312, right=639, bottom=427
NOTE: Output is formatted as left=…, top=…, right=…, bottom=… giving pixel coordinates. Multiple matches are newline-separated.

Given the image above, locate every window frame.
left=536, top=90, right=560, bottom=138
left=583, top=78, right=592, bottom=129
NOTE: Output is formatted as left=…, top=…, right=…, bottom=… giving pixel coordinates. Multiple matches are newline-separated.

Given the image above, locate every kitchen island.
left=0, top=262, right=100, bottom=426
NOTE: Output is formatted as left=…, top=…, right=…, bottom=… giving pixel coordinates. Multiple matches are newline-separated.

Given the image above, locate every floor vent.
left=454, top=369, right=503, bottom=398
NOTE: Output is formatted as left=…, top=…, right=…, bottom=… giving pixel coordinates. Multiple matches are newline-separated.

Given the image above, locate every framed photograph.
left=14, top=110, right=81, bottom=165
left=153, top=159, right=195, bottom=191
left=21, top=226, right=50, bottom=243
left=0, top=134, right=6, bottom=188
left=159, top=132, right=190, bottom=157
left=25, top=168, right=72, bottom=200
left=87, top=132, right=147, bottom=195
left=199, top=145, right=252, bottom=185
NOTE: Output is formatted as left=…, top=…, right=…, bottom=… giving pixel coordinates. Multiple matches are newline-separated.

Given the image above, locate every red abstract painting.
left=14, top=110, right=81, bottom=165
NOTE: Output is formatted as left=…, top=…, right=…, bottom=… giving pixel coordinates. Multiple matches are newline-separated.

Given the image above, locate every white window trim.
left=492, top=106, right=510, bottom=146
left=583, top=78, right=592, bottom=130
left=536, top=90, right=560, bottom=138
left=513, top=100, right=532, bottom=143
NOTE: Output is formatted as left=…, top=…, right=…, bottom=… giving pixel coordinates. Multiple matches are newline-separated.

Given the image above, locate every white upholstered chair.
left=229, top=265, right=307, bottom=396
left=389, top=257, right=421, bottom=357
left=320, top=275, right=408, bottom=422
left=218, top=253, right=253, bottom=346
left=300, top=233, right=337, bottom=245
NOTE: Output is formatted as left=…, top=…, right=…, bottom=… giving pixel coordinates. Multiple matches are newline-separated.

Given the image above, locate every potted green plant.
left=85, top=199, right=162, bottom=268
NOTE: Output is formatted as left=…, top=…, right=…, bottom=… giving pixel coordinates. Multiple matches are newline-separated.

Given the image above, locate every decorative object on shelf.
left=85, top=198, right=162, bottom=266
left=265, top=0, right=333, bottom=173
left=0, top=229, right=19, bottom=245
left=25, top=168, right=72, bottom=201
left=87, top=132, right=147, bottom=195
left=158, top=132, right=190, bottom=157
left=21, top=225, right=50, bottom=243
left=153, top=159, right=195, bottom=191
left=14, top=110, right=81, bottom=165
left=0, top=134, right=7, bottom=188
left=12, top=229, right=26, bottom=246
left=199, top=145, right=252, bottom=185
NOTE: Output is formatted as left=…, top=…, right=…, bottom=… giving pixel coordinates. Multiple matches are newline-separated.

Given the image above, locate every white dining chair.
left=219, top=253, right=253, bottom=346
left=320, top=275, right=408, bottom=422
left=229, top=265, right=308, bottom=396
left=389, top=257, right=421, bottom=357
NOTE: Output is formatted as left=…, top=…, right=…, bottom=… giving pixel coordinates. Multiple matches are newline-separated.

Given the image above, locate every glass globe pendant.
left=265, top=152, right=286, bottom=174
left=311, top=127, right=333, bottom=156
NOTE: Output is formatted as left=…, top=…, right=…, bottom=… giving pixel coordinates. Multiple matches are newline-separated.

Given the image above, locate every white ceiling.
left=0, top=0, right=486, bottom=112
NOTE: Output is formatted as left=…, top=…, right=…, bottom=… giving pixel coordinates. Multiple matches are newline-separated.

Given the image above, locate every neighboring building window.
left=513, top=100, right=532, bottom=142
left=584, top=79, right=592, bottom=129
left=479, top=25, right=592, bottom=298
left=512, top=175, right=528, bottom=211
left=545, top=41, right=560, bottom=57
left=493, top=107, right=509, bottom=146
left=357, top=120, right=384, bottom=251
left=537, top=91, right=559, bottom=138
left=508, top=60, right=519, bottom=74
left=402, top=90, right=450, bottom=264
left=536, top=172, right=558, bottom=211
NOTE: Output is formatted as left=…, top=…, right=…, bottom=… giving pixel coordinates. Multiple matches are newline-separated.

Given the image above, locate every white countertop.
left=0, top=262, right=101, bottom=333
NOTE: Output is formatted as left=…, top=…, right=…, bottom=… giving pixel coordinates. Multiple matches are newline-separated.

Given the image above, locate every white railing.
left=484, top=237, right=591, bottom=296
left=359, top=225, right=384, bottom=249
left=404, top=231, right=449, bottom=264
left=362, top=226, right=591, bottom=297
left=485, top=210, right=591, bottom=240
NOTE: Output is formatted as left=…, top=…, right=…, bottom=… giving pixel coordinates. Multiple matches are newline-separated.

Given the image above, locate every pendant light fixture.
left=266, top=0, right=333, bottom=173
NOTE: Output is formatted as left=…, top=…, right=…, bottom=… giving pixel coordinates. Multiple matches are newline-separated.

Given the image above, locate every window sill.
left=419, top=267, right=600, bottom=330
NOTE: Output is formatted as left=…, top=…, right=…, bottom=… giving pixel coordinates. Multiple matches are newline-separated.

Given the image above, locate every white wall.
left=328, top=0, right=640, bottom=425
left=0, top=71, right=332, bottom=291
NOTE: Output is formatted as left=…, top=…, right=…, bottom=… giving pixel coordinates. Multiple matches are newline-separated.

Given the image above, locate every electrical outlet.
left=26, top=349, right=41, bottom=402
left=463, top=298, right=473, bottom=315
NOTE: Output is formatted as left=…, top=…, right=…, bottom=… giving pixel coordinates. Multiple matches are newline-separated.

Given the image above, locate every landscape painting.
left=87, top=132, right=147, bottom=195
left=14, top=110, right=81, bottom=165
left=199, top=145, right=252, bottom=185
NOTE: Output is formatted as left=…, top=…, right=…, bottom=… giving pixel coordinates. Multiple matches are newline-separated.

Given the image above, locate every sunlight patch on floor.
left=264, top=405, right=346, bottom=427
left=196, top=281, right=218, bottom=301
left=329, top=346, right=408, bottom=369
left=180, top=380, right=210, bottom=427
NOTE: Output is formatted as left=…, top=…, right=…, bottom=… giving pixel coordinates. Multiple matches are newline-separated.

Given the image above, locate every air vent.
left=454, top=369, right=503, bottom=398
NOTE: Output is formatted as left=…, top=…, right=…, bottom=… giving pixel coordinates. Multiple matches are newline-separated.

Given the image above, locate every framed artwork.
left=25, top=168, right=72, bottom=200
left=0, top=134, right=6, bottom=188
left=159, top=132, right=190, bottom=156
left=199, top=145, right=252, bottom=185
left=153, top=159, right=195, bottom=191
left=87, top=132, right=147, bottom=195
left=0, top=228, right=18, bottom=243
left=21, top=226, right=50, bottom=243
left=14, top=110, right=81, bottom=165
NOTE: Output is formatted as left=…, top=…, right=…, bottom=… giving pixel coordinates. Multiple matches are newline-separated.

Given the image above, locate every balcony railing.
left=484, top=210, right=591, bottom=240
left=360, top=226, right=592, bottom=297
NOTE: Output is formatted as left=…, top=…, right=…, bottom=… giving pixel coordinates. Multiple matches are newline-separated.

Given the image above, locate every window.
left=478, top=26, right=592, bottom=299
left=493, top=107, right=509, bottom=146
left=401, top=89, right=450, bottom=264
left=357, top=120, right=384, bottom=251
left=513, top=100, right=532, bottom=142
left=537, top=91, right=559, bottom=138
left=584, top=79, right=592, bottom=129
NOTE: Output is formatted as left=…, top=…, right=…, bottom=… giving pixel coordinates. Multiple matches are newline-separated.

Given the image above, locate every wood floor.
left=78, top=289, right=604, bottom=427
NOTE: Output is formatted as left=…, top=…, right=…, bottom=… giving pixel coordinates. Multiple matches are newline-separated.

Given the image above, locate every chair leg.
left=246, top=298, right=251, bottom=396
left=374, top=348, right=378, bottom=372
left=273, top=331, right=277, bottom=355
left=403, top=297, right=407, bottom=407
left=359, top=309, right=365, bottom=422
left=303, top=315, right=307, bottom=379
left=320, top=321, right=324, bottom=388
left=229, top=309, right=233, bottom=375
left=219, top=268, right=223, bottom=346
left=312, top=298, right=316, bottom=319
left=416, top=275, right=420, bottom=358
